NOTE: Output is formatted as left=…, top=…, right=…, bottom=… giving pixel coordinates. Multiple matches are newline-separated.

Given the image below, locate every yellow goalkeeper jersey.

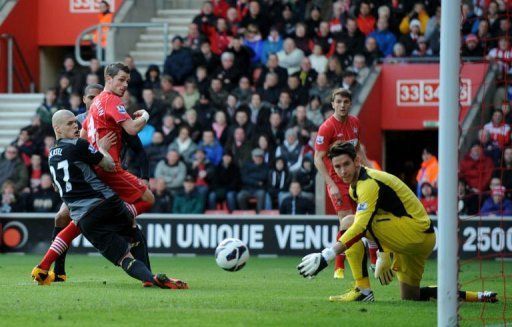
left=339, top=167, right=433, bottom=254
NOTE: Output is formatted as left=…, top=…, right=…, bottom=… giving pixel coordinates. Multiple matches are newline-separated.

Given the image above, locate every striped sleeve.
left=340, top=179, right=379, bottom=248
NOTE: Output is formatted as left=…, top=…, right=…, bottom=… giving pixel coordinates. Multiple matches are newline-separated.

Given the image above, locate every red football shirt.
left=315, top=114, right=361, bottom=180
left=82, top=90, right=131, bottom=164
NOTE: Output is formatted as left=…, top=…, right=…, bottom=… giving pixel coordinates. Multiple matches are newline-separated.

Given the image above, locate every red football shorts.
left=327, top=177, right=356, bottom=212
left=95, top=166, right=147, bottom=204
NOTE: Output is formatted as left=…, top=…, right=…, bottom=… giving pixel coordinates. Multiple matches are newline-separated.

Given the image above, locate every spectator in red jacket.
left=459, top=142, right=495, bottom=193
left=483, top=108, right=511, bottom=150
left=356, top=1, right=376, bottom=36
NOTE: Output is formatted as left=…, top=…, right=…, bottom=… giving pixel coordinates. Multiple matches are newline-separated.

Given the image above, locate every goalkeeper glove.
left=297, top=248, right=336, bottom=278
left=374, top=251, right=394, bottom=285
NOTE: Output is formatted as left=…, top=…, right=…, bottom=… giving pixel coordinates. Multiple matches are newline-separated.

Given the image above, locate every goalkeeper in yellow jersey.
left=298, top=142, right=497, bottom=303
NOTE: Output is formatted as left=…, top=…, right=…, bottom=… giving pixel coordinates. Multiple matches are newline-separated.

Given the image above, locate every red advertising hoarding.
left=380, top=63, right=488, bottom=130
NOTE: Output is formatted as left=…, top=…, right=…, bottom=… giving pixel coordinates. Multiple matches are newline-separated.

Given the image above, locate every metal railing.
left=0, top=33, right=35, bottom=93
left=75, top=22, right=170, bottom=67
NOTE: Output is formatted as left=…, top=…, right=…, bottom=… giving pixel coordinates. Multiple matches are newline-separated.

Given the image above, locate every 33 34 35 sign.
left=396, top=79, right=471, bottom=107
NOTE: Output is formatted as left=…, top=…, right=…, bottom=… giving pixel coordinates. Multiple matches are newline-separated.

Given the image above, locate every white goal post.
left=438, top=0, right=461, bottom=325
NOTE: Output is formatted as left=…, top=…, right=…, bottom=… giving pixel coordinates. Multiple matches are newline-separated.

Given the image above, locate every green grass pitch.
left=0, top=254, right=509, bottom=326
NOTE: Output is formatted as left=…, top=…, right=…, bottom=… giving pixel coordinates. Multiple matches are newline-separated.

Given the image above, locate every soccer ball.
left=215, top=238, right=250, bottom=271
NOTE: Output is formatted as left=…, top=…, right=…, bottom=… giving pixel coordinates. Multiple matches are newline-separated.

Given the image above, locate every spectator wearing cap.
left=163, top=36, right=194, bottom=85
left=480, top=185, right=512, bottom=216
left=279, top=181, right=315, bottom=215
left=369, top=18, right=397, bottom=57
left=341, top=69, right=360, bottom=94
left=461, top=34, right=484, bottom=57
left=216, top=52, right=241, bottom=92
left=277, top=38, right=305, bottom=75
left=155, top=149, right=188, bottom=195
left=356, top=1, right=376, bottom=36
left=208, top=151, right=240, bottom=212
left=261, top=27, right=284, bottom=65
left=236, top=148, right=272, bottom=212
left=399, top=2, right=430, bottom=35
left=459, top=142, right=495, bottom=193
left=399, top=18, right=422, bottom=55
left=172, top=175, right=205, bottom=214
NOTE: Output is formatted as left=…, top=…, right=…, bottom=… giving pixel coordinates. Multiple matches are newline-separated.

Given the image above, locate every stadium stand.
left=1, top=0, right=512, bottom=217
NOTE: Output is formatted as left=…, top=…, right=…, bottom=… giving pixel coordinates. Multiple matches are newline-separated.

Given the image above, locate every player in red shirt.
left=81, top=63, right=154, bottom=214
left=314, top=88, right=377, bottom=283
left=33, top=64, right=156, bottom=285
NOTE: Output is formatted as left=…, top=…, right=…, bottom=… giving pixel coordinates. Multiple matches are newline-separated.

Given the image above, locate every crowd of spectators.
left=2, top=0, right=512, bottom=215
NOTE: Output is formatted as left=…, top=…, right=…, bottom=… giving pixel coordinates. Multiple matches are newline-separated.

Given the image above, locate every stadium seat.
left=205, top=210, right=229, bottom=214
left=232, top=210, right=257, bottom=215
left=259, top=210, right=279, bottom=215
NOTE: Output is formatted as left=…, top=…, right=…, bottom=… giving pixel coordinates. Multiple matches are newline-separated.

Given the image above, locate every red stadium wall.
left=37, top=0, right=123, bottom=46
left=0, top=0, right=123, bottom=92
left=358, top=73, right=383, bottom=165
left=379, top=63, right=488, bottom=130
left=0, top=0, right=39, bottom=92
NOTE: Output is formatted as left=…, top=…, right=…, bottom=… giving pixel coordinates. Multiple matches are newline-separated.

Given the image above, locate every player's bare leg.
left=334, top=210, right=352, bottom=279
left=126, top=189, right=155, bottom=220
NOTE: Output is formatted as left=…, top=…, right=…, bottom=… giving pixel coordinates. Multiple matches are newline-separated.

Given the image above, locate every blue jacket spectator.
left=199, top=130, right=223, bottom=166
left=369, top=19, right=397, bottom=57
left=243, top=25, right=265, bottom=66
left=261, top=28, right=284, bottom=65
left=480, top=186, right=512, bottom=216
left=163, top=36, right=194, bottom=85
